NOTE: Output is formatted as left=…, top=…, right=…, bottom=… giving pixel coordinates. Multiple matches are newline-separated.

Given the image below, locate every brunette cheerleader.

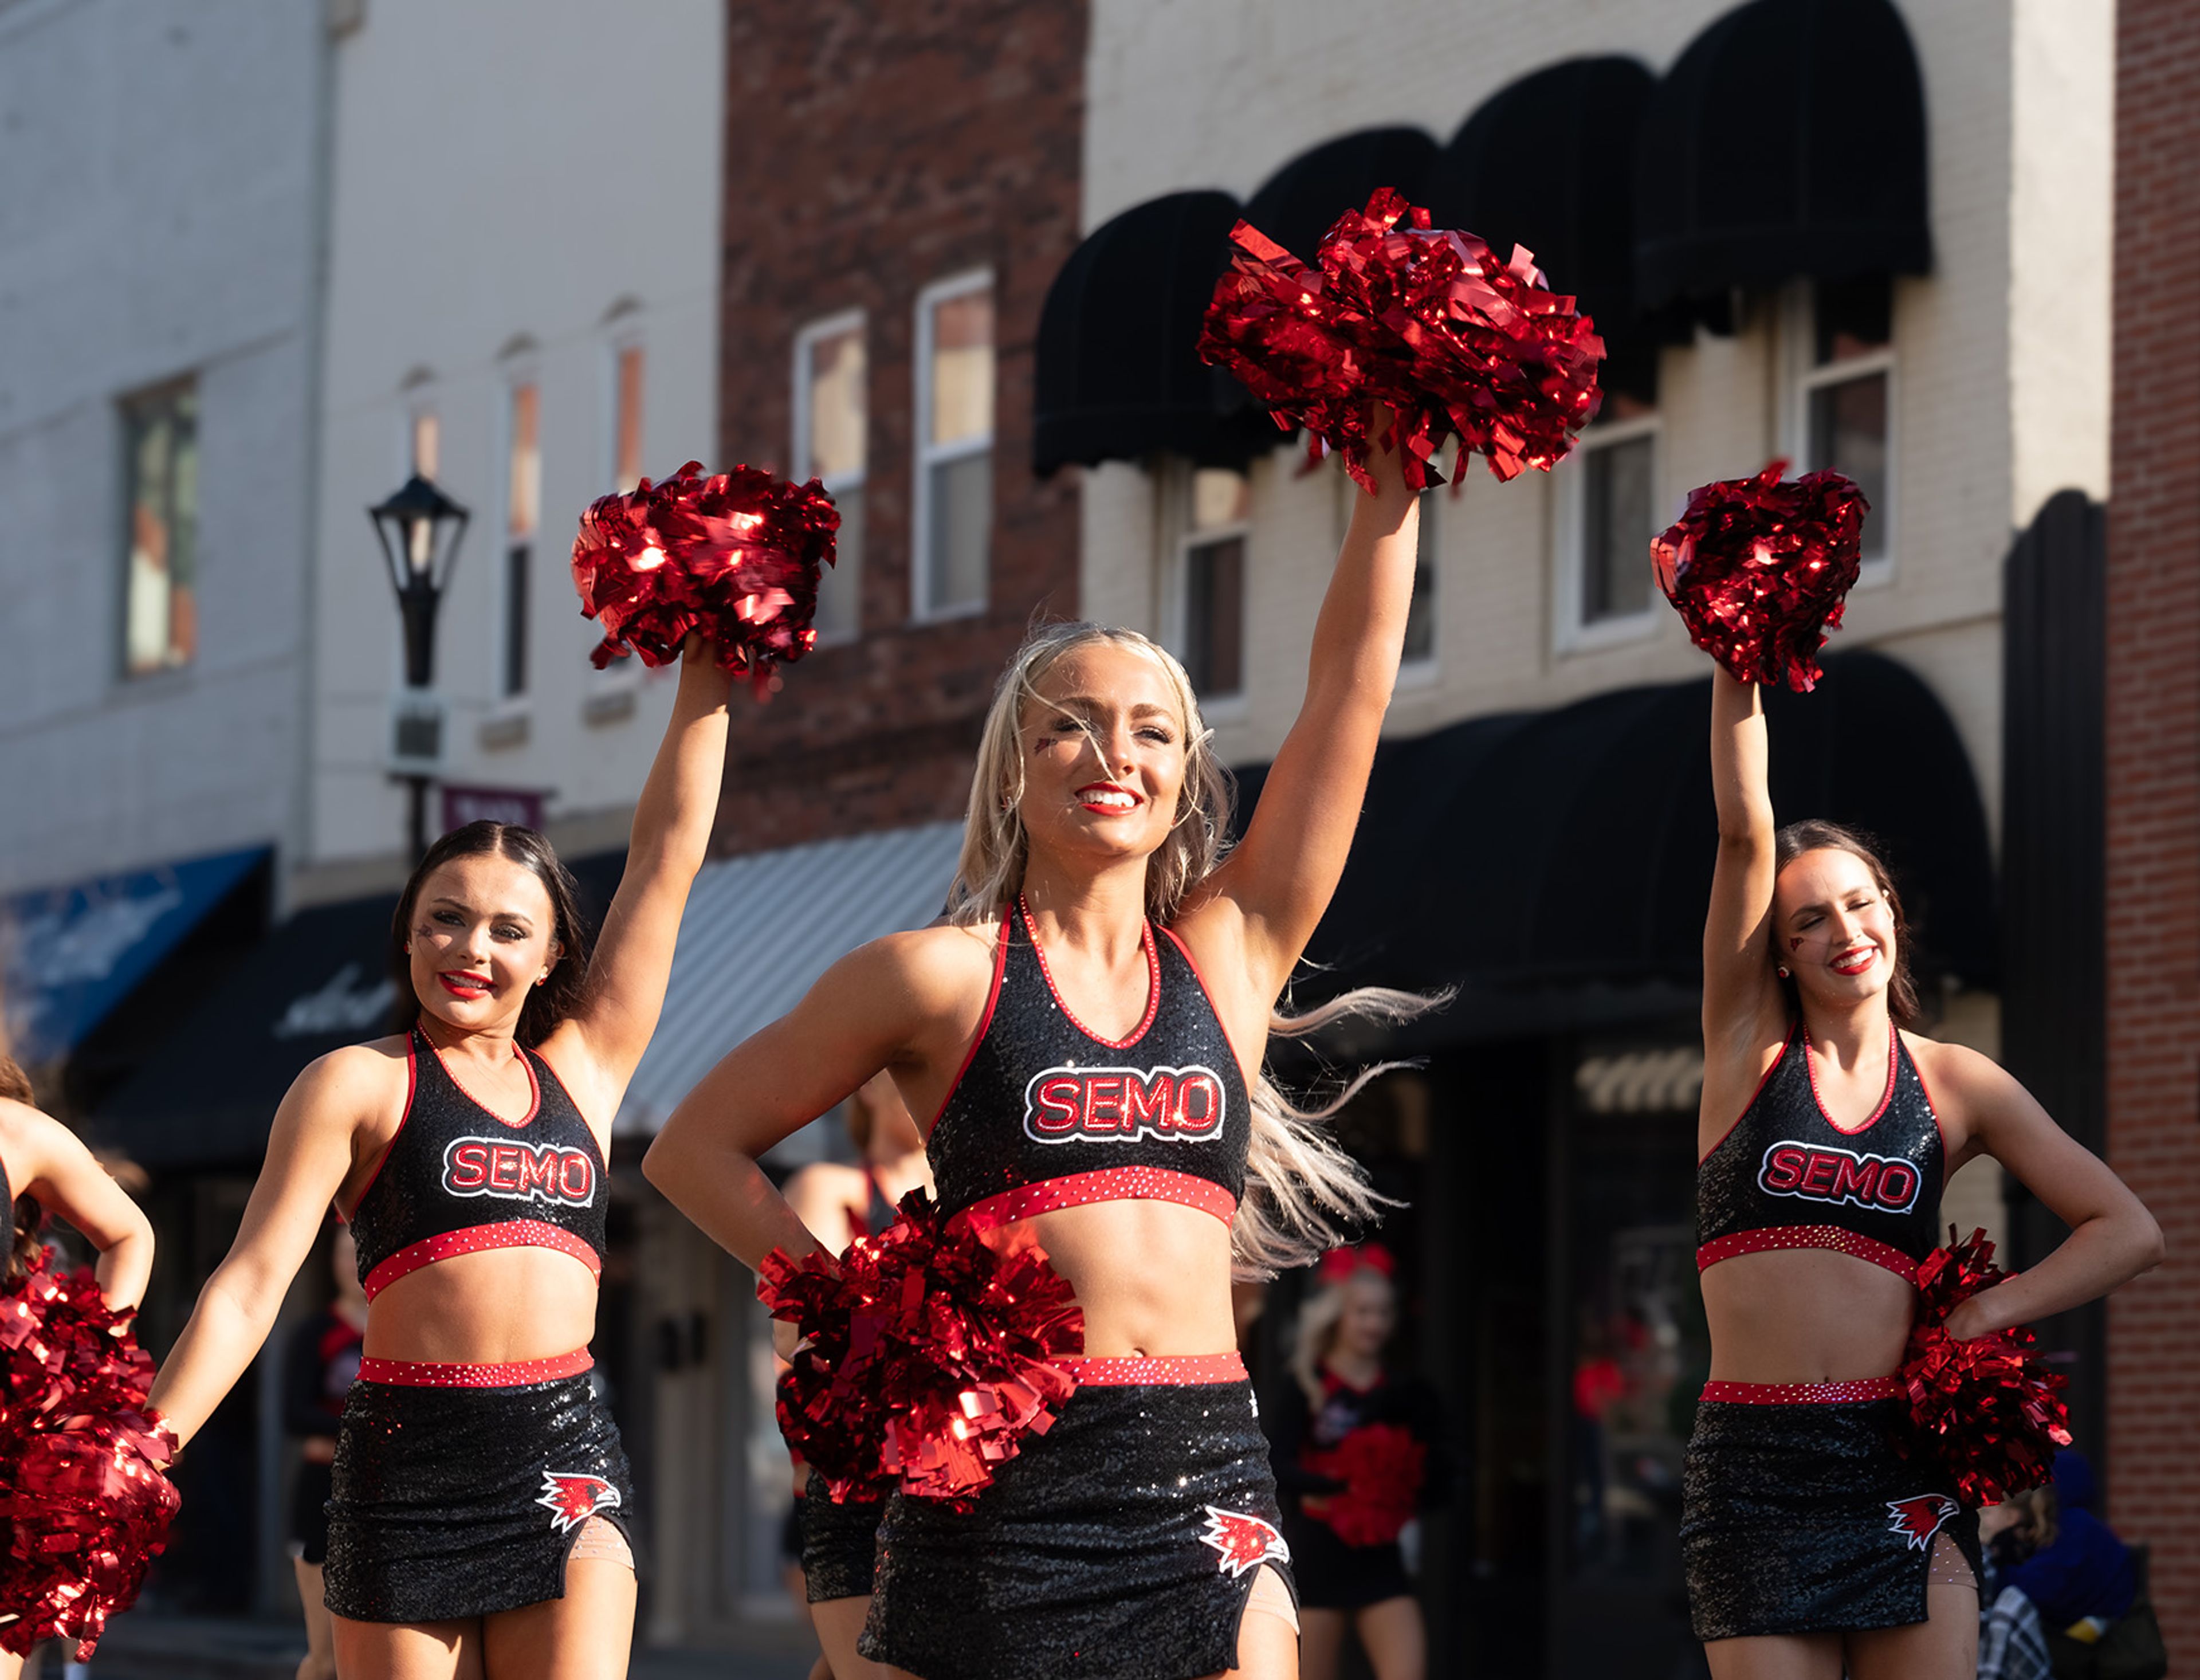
left=147, top=639, right=733, bottom=1680
left=645, top=419, right=1427, bottom=1680
left=1682, top=668, right=2162, bottom=1679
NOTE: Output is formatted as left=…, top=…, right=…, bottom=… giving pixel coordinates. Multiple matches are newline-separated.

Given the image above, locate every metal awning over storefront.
left=615, top=821, right=967, bottom=1135
left=1239, top=651, right=1994, bottom=1042
left=1239, top=126, right=1439, bottom=263
left=2, top=846, right=270, bottom=1065
left=1633, top=0, right=1932, bottom=308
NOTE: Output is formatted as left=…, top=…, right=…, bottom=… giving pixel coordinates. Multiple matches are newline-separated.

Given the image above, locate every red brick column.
left=2108, top=1, right=2200, bottom=1655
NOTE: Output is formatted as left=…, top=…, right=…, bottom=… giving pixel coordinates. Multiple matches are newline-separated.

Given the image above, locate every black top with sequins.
left=1695, top=1020, right=1944, bottom=1283
left=924, top=901, right=1250, bottom=1228
left=344, top=1025, right=608, bottom=1300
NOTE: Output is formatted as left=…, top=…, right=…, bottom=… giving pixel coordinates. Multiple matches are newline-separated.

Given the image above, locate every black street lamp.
left=368, top=473, right=470, bottom=858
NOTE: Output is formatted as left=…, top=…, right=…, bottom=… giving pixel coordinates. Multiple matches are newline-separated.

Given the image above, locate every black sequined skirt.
left=800, top=1467, right=885, bottom=1603
left=860, top=1372, right=1296, bottom=1680
left=1680, top=1395, right=1981, bottom=1640
left=323, top=1367, right=634, bottom=1623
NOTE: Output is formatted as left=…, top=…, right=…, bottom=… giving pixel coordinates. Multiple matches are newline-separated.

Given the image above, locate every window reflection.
left=122, top=381, right=199, bottom=677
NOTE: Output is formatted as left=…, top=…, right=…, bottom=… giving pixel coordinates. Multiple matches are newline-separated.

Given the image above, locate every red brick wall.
left=2107, top=1, right=2200, bottom=1658
left=712, top=1, right=1087, bottom=857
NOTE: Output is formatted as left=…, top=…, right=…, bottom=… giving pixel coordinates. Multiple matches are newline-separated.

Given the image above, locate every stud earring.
left=1777, top=966, right=1792, bottom=979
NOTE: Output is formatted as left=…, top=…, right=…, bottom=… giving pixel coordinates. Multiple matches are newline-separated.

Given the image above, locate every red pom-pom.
left=1900, top=1227, right=2072, bottom=1509
left=1197, top=187, right=1605, bottom=493
left=0, top=1251, right=179, bottom=1656
left=569, top=461, right=838, bottom=695
left=1303, top=1422, right=1427, bottom=1547
left=1652, top=460, right=1867, bottom=692
left=759, top=1192, right=1085, bottom=1510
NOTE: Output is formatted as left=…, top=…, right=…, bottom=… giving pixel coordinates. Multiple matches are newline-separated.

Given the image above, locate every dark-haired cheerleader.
left=1684, top=666, right=2162, bottom=1680
left=148, top=639, right=733, bottom=1680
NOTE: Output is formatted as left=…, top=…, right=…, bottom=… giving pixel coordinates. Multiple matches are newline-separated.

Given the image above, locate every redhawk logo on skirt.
left=1199, top=1507, right=1290, bottom=1577
left=443, top=1136, right=595, bottom=1206
left=537, top=1471, right=620, bottom=1533
left=1023, top=1065, right=1226, bottom=1144
left=1757, top=1141, right=1922, bottom=1214
left=1885, top=1493, right=1959, bottom=1551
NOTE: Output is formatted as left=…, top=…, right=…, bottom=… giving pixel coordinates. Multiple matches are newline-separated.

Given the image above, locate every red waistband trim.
left=1700, top=1375, right=1904, bottom=1406
left=1060, top=1351, right=1247, bottom=1386
left=960, top=1167, right=1238, bottom=1232
left=357, top=1348, right=595, bottom=1388
left=362, top=1220, right=604, bottom=1301
left=1695, top=1225, right=1918, bottom=1285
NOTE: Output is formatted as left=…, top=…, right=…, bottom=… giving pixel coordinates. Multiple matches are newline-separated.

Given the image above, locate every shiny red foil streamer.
left=0, top=1251, right=179, bottom=1656
left=569, top=460, right=838, bottom=696
left=758, top=1191, right=1086, bottom=1511
left=1900, top=1227, right=2072, bottom=1509
left=1303, top=1422, right=1427, bottom=1548
left=1197, top=187, right=1605, bottom=492
left=1652, top=460, right=1867, bottom=692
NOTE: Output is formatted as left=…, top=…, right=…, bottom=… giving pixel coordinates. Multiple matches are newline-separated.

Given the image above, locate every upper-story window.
left=914, top=273, right=993, bottom=619
left=611, top=342, right=646, bottom=493
left=795, top=312, right=866, bottom=643
left=502, top=379, right=540, bottom=699
left=121, top=378, right=199, bottom=678
left=1801, top=274, right=1892, bottom=567
left=1555, top=401, right=1659, bottom=649
left=1179, top=468, right=1249, bottom=701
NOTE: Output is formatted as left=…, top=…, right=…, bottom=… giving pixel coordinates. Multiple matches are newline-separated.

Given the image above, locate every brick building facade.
left=2107, top=0, right=2200, bottom=1659
left=712, top=1, right=1087, bottom=858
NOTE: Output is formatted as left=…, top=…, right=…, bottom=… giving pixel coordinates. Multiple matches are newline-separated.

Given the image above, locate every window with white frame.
left=502, top=379, right=540, bottom=699
left=1178, top=468, right=1249, bottom=700
left=1403, top=489, right=1437, bottom=666
left=120, top=378, right=199, bottom=677
left=1558, top=405, right=1659, bottom=643
left=1800, top=274, right=1892, bottom=566
left=794, top=312, right=866, bottom=642
left=610, top=341, right=645, bottom=493
left=914, top=273, right=993, bottom=618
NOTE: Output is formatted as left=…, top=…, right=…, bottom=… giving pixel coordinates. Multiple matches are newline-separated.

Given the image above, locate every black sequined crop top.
left=1696, top=1020, right=1945, bottom=1284
left=343, top=1025, right=608, bottom=1300
left=924, top=901, right=1250, bottom=1231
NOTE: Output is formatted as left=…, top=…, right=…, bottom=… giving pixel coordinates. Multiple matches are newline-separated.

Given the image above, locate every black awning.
left=88, top=850, right=627, bottom=1169
left=1423, top=56, right=1668, bottom=405
left=1633, top=0, right=1930, bottom=311
left=1239, top=126, right=1439, bottom=264
left=1032, top=191, right=1278, bottom=476
left=1234, top=651, right=1992, bottom=1041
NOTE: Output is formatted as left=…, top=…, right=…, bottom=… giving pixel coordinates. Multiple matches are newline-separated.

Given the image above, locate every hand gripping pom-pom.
left=1303, top=1423, right=1427, bottom=1548
left=1899, top=1227, right=2072, bottom=1509
left=1197, top=187, right=1605, bottom=493
left=1652, top=461, right=1867, bottom=692
left=759, top=1193, right=1085, bottom=1511
left=0, top=1251, right=180, bottom=1656
left=569, top=461, right=838, bottom=696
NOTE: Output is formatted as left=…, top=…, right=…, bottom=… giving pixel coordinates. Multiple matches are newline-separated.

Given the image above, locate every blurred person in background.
left=780, top=1071, right=932, bottom=1680
left=281, top=1226, right=367, bottom=1680
left=147, top=638, right=733, bottom=1680
left=1270, top=1245, right=1447, bottom=1680
left=1979, top=1451, right=2164, bottom=1680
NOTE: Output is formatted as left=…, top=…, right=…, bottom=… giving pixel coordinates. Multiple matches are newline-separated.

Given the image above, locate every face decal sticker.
left=538, top=1471, right=622, bottom=1534
left=1885, top=1493, right=1959, bottom=1552
left=1199, top=1506, right=1290, bottom=1577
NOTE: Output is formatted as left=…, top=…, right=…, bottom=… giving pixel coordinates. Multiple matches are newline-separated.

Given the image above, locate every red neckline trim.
left=429, top=1035, right=543, bottom=1130
left=1019, top=897, right=1161, bottom=1050
left=1803, top=1019, right=1897, bottom=1136
left=924, top=920, right=1012, bottom=1140
left=341, top=1034, right=420, bottom=1224
left=1698, top=1020, right=1800, bottom=1165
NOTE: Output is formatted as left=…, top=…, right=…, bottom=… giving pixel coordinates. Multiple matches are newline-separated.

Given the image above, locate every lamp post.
left=368, top=473, right=470, bottom=859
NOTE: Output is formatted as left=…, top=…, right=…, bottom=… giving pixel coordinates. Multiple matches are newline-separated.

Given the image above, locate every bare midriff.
left=1019, top=1199, right=1238, bottom=1357
left=1702, top=1248, right=1915, bottom=1384
left=360, top=1246, right=600, bottom=1365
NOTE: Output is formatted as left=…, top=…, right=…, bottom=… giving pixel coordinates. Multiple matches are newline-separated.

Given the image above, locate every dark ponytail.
left=388, top=822, right=596, bottom=1047
left=1772, top=819, right=1922, bottom=1026
left=0, top=1054, right=42, bottom=1282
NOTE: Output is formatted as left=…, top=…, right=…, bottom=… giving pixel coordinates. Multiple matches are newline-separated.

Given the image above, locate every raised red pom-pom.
left=569, top=461, right=838, bottom=695
left=1652, top=460, right=1867, bottom=692
left=1198, top=187, right=1604, bottom=493
left=1303, top=1422, right=1427, bottom=1547
left=1900, top=1227, right=2072, bottom=1509
left=0, top=1251, right=179, bottom=1656
left=759, top=1192, right=1085, bottom=1510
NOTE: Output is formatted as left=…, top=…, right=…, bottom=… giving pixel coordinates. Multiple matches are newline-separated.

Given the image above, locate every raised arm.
left=147, top=1049, right=382, bottom=1446
left=1189, top=421, right=1420, bottom=1007
left=552, top=640, right=733, bottom=1115
left=1702, top=671, right=1782, bottom=1056
left=0, top=1098, right=154, bottom=1312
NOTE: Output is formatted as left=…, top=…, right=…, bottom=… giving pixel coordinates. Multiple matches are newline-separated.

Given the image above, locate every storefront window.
left=1181, top=468, right=1249, bottom=700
